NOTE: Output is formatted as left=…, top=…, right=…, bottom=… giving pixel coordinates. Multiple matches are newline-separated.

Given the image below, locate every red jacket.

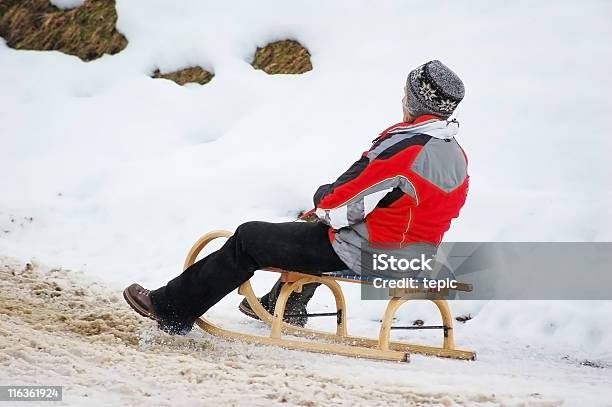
left=314, top=116, right=469, bottom=272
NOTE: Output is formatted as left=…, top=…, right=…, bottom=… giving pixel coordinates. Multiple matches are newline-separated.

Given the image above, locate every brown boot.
left=123, top=283, right=193, bottom=335
left=123, top=283, right=157, bottom=320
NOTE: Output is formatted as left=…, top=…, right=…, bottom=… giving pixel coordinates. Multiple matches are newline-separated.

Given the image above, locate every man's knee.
left=235, top=221, right=268, bottom=240
left=234, top=221, right=273, bottom=252
left=233, top=221, right=273, bottom=266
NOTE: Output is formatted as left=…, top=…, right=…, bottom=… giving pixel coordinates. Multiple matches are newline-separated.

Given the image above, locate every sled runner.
left=185, top=230, right=476, bottom=363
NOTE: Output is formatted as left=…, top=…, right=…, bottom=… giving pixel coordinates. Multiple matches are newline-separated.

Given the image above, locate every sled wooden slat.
left=185, top=230, right=476, bottom=363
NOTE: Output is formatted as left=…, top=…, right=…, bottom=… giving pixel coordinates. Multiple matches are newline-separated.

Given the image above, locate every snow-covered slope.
left=1, top=0, right=612, bottom=399
left=2, top=258, right=611, bottom=406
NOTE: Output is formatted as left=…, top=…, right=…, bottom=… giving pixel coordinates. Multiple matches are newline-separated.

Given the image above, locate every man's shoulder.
left=368, top=122, right=432, bottom=160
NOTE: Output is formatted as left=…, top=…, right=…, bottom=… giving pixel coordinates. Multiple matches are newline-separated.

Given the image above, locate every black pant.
left=150, top=221, right=348, bottom=325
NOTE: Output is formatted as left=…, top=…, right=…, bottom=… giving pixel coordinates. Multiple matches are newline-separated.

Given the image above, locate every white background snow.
left=1, top=0, right=612, bottom=404
left=48, top=0, right=85, bottom=10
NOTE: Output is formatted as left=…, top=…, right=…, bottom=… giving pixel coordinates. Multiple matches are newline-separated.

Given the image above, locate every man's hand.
left=298, top=208, right=319, bottom=223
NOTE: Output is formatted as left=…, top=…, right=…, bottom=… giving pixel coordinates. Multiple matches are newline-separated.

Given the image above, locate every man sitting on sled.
left=124, top=60, right=469, bottom=334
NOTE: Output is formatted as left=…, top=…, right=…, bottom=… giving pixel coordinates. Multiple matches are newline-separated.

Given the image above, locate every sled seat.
left=322, top=270, right=377, bottom=282
left=274, top=268, right=377, bottom=284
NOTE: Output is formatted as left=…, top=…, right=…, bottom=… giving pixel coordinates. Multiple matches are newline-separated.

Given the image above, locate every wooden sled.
left=184, top=230, right=476, bottom=363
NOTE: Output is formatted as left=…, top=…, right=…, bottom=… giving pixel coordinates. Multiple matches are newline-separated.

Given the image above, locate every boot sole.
left=123, top=288, right=157, bottom=321
left=238, top=300, right=261, bottom=320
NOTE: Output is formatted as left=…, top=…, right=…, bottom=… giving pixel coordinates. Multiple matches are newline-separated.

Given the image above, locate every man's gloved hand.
left=298, top=208, right=319, bottom=223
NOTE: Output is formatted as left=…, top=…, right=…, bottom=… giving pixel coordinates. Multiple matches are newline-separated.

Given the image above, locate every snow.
left=49, top=0, right=85, bottom=10
left=1, top=0, right=612, bottom=404
left=2, top=258, right=611, bottom=406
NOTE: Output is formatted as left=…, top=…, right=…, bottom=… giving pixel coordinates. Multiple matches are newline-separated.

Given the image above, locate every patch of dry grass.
left=0, top=0, right=127, bottom=61
left=152, top=66, right=214, bottom=86
left=252, top=39, right=312, bottom=75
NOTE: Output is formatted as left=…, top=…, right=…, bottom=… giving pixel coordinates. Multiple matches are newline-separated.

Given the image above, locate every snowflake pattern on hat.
left=438, top=99, right=457, bottom=112
left=411, top=66, right=424, bottom=80
left=419, top=82, right=437, bottom=101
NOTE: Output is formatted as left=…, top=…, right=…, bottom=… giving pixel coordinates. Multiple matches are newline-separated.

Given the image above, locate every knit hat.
left=405, top=60, right=464, bottom=119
